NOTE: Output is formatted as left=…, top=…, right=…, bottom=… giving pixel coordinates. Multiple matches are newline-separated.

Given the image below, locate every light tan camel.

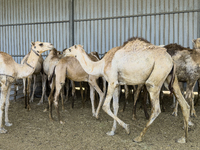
left=21, top=52, right=44, bottom=108
left=48, top=53, right=106, bottom=123
left=0, top=41, right=54, bottom=133
left=164, top=43, right=200, bottom=117
left=62, top=37, right=190, bottom=143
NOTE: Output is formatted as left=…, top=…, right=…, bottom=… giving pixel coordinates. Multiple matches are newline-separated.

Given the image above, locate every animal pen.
left=0, top=0, right=200, bottom=149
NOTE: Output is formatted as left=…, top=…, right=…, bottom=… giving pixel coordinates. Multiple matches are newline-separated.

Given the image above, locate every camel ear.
left=31, top=42, right=35, bottom=46
left=74, top=45, right=77, bottom=49
left=192, top=39, right=196, bottom=44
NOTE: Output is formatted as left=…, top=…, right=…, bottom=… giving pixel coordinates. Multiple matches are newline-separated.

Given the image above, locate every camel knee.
left=102, top=104, right=109, bottom=112
left=54, top=101, right=58, bottom=107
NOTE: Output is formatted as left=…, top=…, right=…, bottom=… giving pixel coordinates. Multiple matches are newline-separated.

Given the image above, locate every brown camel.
left=62, top=37, right=190, bottom=143
left=48, top=53, right=106, bottom=123
left=0, top=41, right=54, bottom=133
left=21, top=52, right=44, bottom=108
left=164, top=43, right=200, bottom=117
left=193, top=38, right=200, bottom=105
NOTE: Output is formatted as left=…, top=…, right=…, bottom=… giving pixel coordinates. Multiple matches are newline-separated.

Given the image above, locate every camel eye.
left=69, top=49, right=71, bottom=52
left=34, top=46, right=36, bottom=49
left=39, top=43, right=43, bottom=46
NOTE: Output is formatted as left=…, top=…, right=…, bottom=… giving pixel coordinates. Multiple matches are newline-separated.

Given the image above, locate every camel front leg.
left=106, top=87, right=121, bottom=136
left=26, top=77, right=31, bottom=110
left=185, top=81, right=196, bottom=117
left=38, top=73, right=47, bottom=105
left=102, top=82, right=130, bottom=136
left=60, top=87, right=65, bottom=111
left=30, top=75, right=37, bottom=102
left=89, top=84, right=95, bottom=117
left=64, top=78, right=69, bottom=102
left=89, top=77, right=105, bottom=119
left=132, top=84, right=144, bottom=120
left=121, top=85, right=129, bottom=112
left=5, top=86, right=12, bottom=127
left=79, top=82, right=85, bottom=108
left=71, top=80, right=76, bottom=108
left=172, top=100, right=179, bottom=116
left=47, top=77, right=55, bottom=119
left=0, top=83, right=11, bottom=133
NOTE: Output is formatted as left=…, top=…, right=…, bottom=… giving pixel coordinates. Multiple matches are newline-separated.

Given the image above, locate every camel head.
left=62, top=45, right=84, bottom=58
left=31, top=41, right=54, bottom=55
left=193, top=38, right=200, bottom=49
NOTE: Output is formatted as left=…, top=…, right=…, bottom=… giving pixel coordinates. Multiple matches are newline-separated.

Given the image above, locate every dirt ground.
left=0, top=92, right=200, bottom=150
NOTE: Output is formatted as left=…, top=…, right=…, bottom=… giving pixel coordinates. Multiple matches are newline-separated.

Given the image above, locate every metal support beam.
left=198, top=0, right=200, bottom=38
left=69, top=0, right=74, bottom=47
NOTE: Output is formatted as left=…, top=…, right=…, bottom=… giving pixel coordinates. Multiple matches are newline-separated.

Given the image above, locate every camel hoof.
left=172, top=111, right=177, bottom=117
left=132, top=116, right=137, bottom=121
left=106, top=131, right=115, bottom=136
left=5, top=122, right=12, bottom=127
left=125, top=124, right=130, bottom=134
left=189, top=121, right=194, bottom=126
left=170, top=104, right=175, bottom=108
left=43, top=108, right=48, bottom=112
left=60, top=120, right=65, bottom=124
left=120, top=109, right=124, bottom=112
left=37, top=102, right=42, bottom=105
left=176, top=137, right=186, bottom=143
left=133, top=136, right=142, bottom=143
left=190, top=112, right=197, bottom=118
left=0, top=128, right=7, bottom=133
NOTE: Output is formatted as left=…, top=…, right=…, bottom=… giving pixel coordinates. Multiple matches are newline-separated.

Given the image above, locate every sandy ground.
left=0, top=93, right=200, bottom=150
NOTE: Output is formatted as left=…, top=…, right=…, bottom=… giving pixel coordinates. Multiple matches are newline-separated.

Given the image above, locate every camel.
left=164, top=43, right=200, bottom=117
left=21, top=51, right=45, bottom=108
left=62, top=37, right=190, bottom=143
left=193, top=38, right=200, bottom=105
left=40, top=48, right=62, bottom=106
left=48, top=52, right=106, bottom=123
left=0, top=41, right=54, bottom=133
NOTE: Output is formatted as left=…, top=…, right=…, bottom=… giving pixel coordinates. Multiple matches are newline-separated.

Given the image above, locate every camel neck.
left=16, top=49, right=40, bottom=79
left=76, top=51, right=104, bottom=77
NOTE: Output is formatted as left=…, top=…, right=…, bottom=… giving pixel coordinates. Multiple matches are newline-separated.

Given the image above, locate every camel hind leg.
left=167, top=75, right=190, bottom=143
left=133, top=82, right=161, bottom=142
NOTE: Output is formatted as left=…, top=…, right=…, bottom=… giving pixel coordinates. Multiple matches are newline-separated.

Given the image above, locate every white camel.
left=21, top=52, right=44, bottom=108
left=0, top=41, right=54, bottom=133
left=62, top=37, right=190, bottom=143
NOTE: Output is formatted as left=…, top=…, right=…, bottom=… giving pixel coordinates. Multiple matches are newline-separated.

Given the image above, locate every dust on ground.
left=0, top=93, right=200, bottom=150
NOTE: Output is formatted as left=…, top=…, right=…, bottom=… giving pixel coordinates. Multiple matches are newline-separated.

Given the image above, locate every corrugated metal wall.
left=0, top=0, right=200, bottom=59
left=74, top=0, right=200, bottom=56
left=0, top=0, right=70, bottom=63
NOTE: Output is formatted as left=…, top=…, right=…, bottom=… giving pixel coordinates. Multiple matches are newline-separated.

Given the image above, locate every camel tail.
left=168, top=65, right=175, bottom=94
left=49, top=66, right=56, bottom=85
